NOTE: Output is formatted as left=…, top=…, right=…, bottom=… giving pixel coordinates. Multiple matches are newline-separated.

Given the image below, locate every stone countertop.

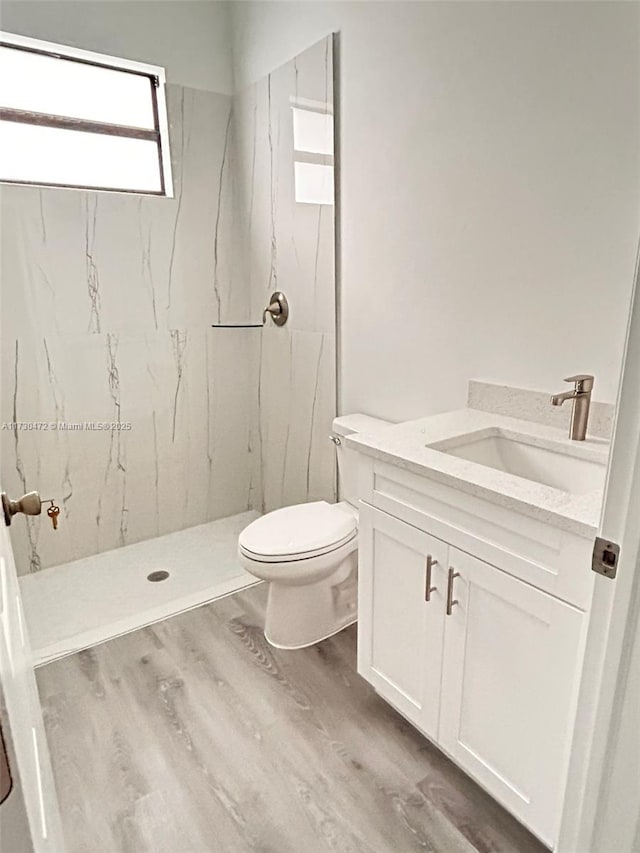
left=345, top=409, right=610, bottom=538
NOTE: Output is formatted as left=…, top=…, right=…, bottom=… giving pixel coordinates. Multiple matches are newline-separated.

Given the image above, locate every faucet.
left=550, top=375, right=594, bottom=441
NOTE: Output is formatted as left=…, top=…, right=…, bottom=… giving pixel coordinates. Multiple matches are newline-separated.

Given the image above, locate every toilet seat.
left=238, top=501, right=357, bottom=563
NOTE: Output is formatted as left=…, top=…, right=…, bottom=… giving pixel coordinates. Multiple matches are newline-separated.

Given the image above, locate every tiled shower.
left=0, top=36, right=336, bottom=655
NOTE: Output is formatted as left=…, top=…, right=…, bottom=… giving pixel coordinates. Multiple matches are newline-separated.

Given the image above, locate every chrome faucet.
left=550, top=374, right=594, bottom=441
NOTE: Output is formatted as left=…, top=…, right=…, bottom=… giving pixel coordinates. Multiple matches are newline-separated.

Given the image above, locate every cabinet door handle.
left=425, top=555, right=438, bottom=601
left=446, top=568, right=460, bottom=615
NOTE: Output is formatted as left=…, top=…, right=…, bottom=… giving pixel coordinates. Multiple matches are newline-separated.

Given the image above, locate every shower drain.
left=147, top=570, right=170, bottom=582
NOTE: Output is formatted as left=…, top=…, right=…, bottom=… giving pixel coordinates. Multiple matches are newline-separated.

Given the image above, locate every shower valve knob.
left=263, top=292, right=289, bottom=326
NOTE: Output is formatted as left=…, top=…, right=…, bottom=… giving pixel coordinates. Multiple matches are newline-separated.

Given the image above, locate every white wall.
left=231, top=1, right=640, bottom=420
left=0, top=0, right=233, bottom=93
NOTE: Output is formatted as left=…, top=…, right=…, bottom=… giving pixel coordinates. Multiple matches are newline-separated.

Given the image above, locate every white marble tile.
left=468, top=379, right=614, bottom=439
left=1, top=187, right=88, bottom=340
left=1, top=39, right=338, bottom=579
left=2, top=326, right=262, bottom=573
left=233, top=38, right=336, bottom=336
left=0, top=84, right=258, bottom=574
left=233, top=36, right=338, bottom=513
left=258, top=326, right=336, bottom=513
left=207, top=328, right=261, bottom=518
left=20, top=511, right=260, bottom=666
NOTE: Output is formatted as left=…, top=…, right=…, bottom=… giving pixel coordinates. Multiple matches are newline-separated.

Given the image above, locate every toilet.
left=238, top=414, right=390, bottom=649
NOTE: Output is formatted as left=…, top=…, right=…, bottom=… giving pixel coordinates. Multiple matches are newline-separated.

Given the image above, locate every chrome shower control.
left=263, top=292, right=289, bottom=326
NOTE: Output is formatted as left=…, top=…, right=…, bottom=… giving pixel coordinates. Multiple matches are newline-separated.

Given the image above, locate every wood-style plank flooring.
left=36, top=585, right=548, bottom=853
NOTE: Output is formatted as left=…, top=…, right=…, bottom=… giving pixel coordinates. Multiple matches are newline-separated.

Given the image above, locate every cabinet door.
left=358, top=505, right=447, bottom=739
left=440, top=548, right=585, bottom=847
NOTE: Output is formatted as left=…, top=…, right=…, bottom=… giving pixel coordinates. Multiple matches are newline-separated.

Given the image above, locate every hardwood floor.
left=36, top=585, right=548, bottom=853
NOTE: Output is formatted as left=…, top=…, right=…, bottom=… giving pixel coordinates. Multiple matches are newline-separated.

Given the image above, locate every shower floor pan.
left=20, top=511, right=260, bottom=666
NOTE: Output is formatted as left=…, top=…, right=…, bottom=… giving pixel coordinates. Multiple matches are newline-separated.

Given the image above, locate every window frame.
left=0, top=31, right=173, bottom=197
left=290, top=97, right=335, bottom=206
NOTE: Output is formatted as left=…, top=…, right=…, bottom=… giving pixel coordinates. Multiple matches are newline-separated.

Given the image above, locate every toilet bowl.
left=238, top=414, right=390, bottom=649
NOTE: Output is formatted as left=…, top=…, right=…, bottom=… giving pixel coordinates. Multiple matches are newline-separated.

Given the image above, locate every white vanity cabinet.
left=356, top=509, right=447, bottom=740
left=439, top=546, right=584, bottom=847
left=358, top=499, right=588, bottom=848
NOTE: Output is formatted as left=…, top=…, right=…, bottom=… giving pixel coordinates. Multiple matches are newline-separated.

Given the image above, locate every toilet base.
left=265, top=615, right=357, bottom=650
left=263, top=551, right=358, bottom=649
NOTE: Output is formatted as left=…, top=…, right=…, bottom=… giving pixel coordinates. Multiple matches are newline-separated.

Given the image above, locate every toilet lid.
left=238, top=501, right=357, bottom=560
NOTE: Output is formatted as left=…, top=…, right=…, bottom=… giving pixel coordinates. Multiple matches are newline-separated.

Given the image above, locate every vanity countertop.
left=346, top=409, right=610, bottom=537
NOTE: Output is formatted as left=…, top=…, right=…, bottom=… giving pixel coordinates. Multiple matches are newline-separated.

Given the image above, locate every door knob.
left=1, top=491, right=42, bottom=527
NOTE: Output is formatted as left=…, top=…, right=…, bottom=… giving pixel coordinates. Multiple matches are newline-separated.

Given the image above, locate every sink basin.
left=430, top=431, right=607, bottom=495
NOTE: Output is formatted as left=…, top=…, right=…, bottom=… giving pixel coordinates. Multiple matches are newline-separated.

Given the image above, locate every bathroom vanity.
left=347, top=408, right=610, bottom=849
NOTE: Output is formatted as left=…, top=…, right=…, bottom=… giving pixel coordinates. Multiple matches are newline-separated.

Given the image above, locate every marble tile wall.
left=1, top=85, right=259, bottom=574
left=232, top=36, right=337, bottom=512
left=1, top=37, right=338, bottom=574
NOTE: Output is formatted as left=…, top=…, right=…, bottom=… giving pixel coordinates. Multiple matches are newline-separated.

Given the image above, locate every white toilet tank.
left=332, top=414, right=392, bottom=507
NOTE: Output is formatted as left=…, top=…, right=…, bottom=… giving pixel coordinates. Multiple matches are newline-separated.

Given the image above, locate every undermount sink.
left=429, top=430, right=607, bottom=495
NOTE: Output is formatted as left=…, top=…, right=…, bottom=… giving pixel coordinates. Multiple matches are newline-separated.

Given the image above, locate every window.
left=291, top=100, right=334, bottom=206
left=0, top=32, right=173, bottom=195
